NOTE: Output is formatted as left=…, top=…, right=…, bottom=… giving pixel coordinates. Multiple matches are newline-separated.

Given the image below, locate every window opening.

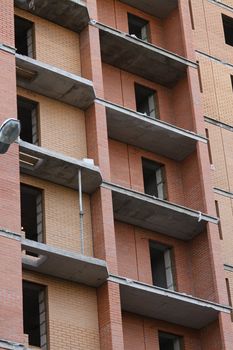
left=215, top=200, right=223, bottom=240
left=21, top=184, right=43, bottom=243
left=142, top=158, right=166, bottom=199
left=150, top=241, right=175, bottom=290
left=222, top=14, right=233, bottom=47
left=23, top=281, right=47, bottom=349
left=159, top=331, right=183, bottom=350
left=128, top=13, right=149, bottom=41
left=15, top=15, right=34, bottom=57
left=135, top=83, right=159, bottom=119
left=18, top=96, right=39, bottom=144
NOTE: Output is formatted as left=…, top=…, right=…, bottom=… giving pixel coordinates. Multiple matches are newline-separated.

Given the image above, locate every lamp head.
left=0, top=119, right=21, bottom=154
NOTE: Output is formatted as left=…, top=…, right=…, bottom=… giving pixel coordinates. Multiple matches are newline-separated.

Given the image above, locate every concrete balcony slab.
left=91, top=22, right=197, bottom=87
left=97, top=99, right=207, bottom=161
left=103, top=183, right=218, bottom=240
left=119, top=0, right=177, bottom=19
left=16, top=54, right=95, bottom=110
left=19, top=141, right=102, bottom=194
left=22, top=239, right=108, bottom=287
left=109, top=275, right=231, bottom=329
left=14, top=0, right=89, bottom=33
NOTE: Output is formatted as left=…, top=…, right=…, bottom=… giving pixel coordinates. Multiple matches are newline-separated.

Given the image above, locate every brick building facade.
left=0, top=0, right=233, bottom=349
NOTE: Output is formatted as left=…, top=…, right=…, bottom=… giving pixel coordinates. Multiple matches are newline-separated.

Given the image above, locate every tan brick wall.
left=23, top=271, right=100, bottom=350
left=198, top=56, right=233, bottom=124
left=192, top=0, right=233, bottom=64
left=215, top=193, right=233, bottom=265
left=21, top=174, right=93, bottom=256
left=207, top=122, right=233, bottom=192
left=17, top=87, right=87, bottom=159
left=14, top=7, right=81, bottom=75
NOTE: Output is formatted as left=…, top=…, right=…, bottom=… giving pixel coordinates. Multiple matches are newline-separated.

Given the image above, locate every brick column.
left=97, top=282, right=124, bottom=350
left=0, top=0, right=24, bottom=344
left=80, top=2, right=124, bottom=348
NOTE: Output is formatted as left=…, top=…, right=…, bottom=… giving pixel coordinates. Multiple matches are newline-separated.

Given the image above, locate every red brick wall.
left=122, top=312, right=202, bottom=350
left=96, top=0, right=185, bottom=56
left=108, top=139, right=204, bottom=211
left=102, top=63, right=195, bottom=131
left=0, top=2, right=23, bottom=343
left=115, top=220, right=218, bottom=300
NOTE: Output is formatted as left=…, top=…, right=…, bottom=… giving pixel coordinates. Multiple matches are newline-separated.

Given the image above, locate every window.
left=222, top=14, right=233, bottom=47
left=21, top=184, right=43, bottom=243
left=159, top=332, right=183, bottom=350
left=23, top=281, right=47, bottom=349
left=142, top=158, right=166, bottom=199
left=128, top=13, right=149, bottom=41
left=15, top=15, right=34, bottom=57
left=17, top=96, right=39, bottom=144
left=150, top=241, right=175, bottom=290
left=135, top=83, right=159, bottom=119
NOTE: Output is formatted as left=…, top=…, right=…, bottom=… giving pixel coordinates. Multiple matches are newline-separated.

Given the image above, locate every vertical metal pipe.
left=78, top=168, right=84, bottom=254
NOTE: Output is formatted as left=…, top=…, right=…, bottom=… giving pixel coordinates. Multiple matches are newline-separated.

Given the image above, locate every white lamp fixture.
left=0, top=118, right=21, bottom=154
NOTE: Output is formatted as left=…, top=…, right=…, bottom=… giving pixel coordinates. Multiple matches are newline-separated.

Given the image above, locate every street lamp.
left=0, top=119, right=21, bottom=154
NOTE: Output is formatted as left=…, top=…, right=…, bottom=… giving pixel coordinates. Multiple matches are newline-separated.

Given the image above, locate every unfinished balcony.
left=19, top=141, right=102, bottom=194
left=91, top=21, right=197, bottom=87
left=119, top=0, right=178, bottom=19
left=97, top=99, right=206, bottom=161
left=103, top=182, right=218, bottom=240
left=109, top=275, right=231, bottom=329
left=21, top=239, right=108, bottom=287
left=16, top=54, right=95, bottom=110
left=14, top=0, right=89, bottom=33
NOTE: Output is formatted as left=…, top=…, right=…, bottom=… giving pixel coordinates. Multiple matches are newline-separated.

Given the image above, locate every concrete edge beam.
left=22, top=239, right=109, bottom=287
left=91, top=21, right=197, bottom=86
left=96, top=98, right=207, bottom=161
left=224, top=264, right=233, bottom=272
left=109, top=275, right=231, bottom=329
left=102, top=182, right=219, bottom=239
left=0, top=339, right=25, bottom=350
left=16, top=54, right=95, bottom=110
left=119, top=0, right=178, bottom=19
left=19, top=141, right=102, bottom=194
left=0, top=228, right=21, bottom=241
left=14, top=0, right=90, bottom=33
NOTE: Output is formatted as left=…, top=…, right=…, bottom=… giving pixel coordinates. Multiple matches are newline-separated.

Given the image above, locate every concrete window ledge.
left=16, top=54, right=95, bottom=110
left=119, top=0, right=178, bottom=19
left=90, top=21, right=197, bottom=87
left=109, top=275, right=231, bottom=329
left=97, top=99, right=207, bottom=161
left=14, top=0, right=89, bottom=33
left=22, top=239, right=108, bottom=287
left=102, top=182, right=219, bottom=240
left=19, top=141, right=102, bottom=194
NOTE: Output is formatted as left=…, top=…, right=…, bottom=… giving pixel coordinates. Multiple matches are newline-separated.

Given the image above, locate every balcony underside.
left=120, top=0, right=177, bottom=19
left=92, top=22, right=197, bottom=87
left=22, top=239, right=108, bottom=287
left=16, top=54, right=95, bottom=110
left=103, top=183, right=218, bottom=240
left=19, top=141, right=102, bottom=194
left=97, top=99, right=207, bottom=161
left=109, top=275, right=231, bottom=329
left=14, top=0, right=89, bottom=32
